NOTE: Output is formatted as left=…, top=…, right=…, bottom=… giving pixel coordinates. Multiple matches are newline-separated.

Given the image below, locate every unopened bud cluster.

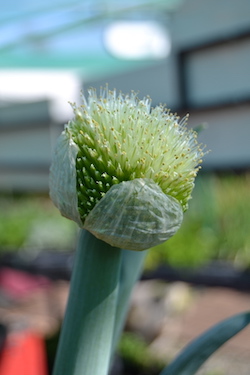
left=49, top=87, right=204, bottom=249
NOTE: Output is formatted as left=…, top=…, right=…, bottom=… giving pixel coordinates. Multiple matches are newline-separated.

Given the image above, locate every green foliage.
left=146, top=173, right=250, bottom=269
left=1, top=173, right=250, bottom=270
left=0, top=194, right=77, bottom=252
left=118, top=332, right=164, bottom=375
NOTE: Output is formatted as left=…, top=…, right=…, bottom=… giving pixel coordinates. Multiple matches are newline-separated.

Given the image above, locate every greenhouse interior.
left=1, top=0, right=250, bottom=374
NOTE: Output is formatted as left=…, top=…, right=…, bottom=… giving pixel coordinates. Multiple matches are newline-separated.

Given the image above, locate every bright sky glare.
left=104, top=21, right=171, bottom=59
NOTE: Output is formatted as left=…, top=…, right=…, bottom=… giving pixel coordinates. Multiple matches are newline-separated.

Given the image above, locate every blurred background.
left=0, top=0, right=250, bottom=374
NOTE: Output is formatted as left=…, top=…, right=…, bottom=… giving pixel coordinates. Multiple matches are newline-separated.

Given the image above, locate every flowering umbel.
left=50, top=87, right=204, bottom=250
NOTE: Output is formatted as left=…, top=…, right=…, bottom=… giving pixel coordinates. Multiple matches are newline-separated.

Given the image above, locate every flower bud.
left=49, top=87, right=204, bottom=250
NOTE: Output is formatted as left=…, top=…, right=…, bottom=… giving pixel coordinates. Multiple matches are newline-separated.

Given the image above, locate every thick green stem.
left=112, top=249, right=147, bottom=353
left=52, top=229, right=122, bottom=375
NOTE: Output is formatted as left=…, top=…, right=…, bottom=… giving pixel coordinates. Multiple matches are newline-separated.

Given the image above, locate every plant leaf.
left=160, top=311, right=250, bottom=375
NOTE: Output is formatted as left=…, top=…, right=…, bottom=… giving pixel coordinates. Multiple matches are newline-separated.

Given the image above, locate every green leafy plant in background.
left=0, top=194, right=77, bottom=252
left=118, top=332, right=165, bottom=374
left=146, top=173, right=250, bottom=270
left=48, top=86, right=250, bottom=375
left=1, top=173, right=250, bottom=269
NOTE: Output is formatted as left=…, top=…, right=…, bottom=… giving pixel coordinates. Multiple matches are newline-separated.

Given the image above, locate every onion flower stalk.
left=49, top=87, right=204, bottom=375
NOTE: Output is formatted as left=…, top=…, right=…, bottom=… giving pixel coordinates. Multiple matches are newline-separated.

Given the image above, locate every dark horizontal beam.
left=142, top=262, right=250, bottom=291
left=1, top=250, right=250, bottom=291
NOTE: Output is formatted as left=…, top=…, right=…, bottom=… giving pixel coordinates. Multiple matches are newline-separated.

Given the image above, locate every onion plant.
left=49, top=87, right=250, bottom=375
